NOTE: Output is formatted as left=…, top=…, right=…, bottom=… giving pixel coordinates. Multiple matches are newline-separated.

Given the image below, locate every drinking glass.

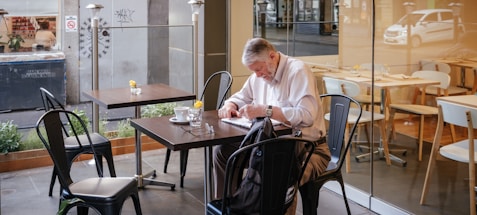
left=188, top=108, right=202, bottom=128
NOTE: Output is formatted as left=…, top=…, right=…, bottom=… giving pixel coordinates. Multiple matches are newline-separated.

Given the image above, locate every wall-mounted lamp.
left=449, top=2, right=462, bottom=42
left=257, top=1, right=268, bottom=38
left=86, top=3, right=103, bottom=132
left=188, top=0, right=204, bottom=97
left=0, top=9, right=8, bottom=20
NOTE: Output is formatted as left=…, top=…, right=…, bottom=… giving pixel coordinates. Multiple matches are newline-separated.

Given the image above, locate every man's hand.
left=239, top=104, right=266, bottom=120
left=218, top=102, right=239, bottom=119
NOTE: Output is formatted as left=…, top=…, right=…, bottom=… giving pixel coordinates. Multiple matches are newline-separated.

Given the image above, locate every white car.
left=383, top=9, right=464, bottom=48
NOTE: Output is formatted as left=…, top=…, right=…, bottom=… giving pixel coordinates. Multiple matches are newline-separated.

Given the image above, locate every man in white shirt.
left=35, top=22, right=56, bottom=48
left=215, top=38, right=330, bottom=214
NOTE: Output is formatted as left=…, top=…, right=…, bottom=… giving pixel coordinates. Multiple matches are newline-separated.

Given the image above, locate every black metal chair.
left=299, top=94, right=362, bottom=215
left=40, top=87, right=116, bottom=196
left=163, top=71, right=232, bottom=187
left=206, top=136, right=315, bottom=215
left=36, top=109, right=142, bottom=215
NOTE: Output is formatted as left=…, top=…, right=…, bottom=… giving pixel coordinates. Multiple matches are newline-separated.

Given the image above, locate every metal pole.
left=406, top=13, right=411, bottom=74
left=92, top=17, right=99, bottom=132
left=261, top=12, right=266, bottom=38
left=193, top=13, right=199, bottom=97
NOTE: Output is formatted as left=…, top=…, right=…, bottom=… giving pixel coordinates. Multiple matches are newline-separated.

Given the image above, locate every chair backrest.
left=437, top=100, right=477, bottom=129
left=320, top=94, right=362, bottom=167
left=322, top=76, right=362, bottom=98
left=40, top=87, right=65, bottom=111
left=200, top=71, right=233, bottom=110
left=222, top=136, right=314, bottom=214
left=36, top=109, right=101, bottom=196
left=412, top=70, right=451, bottom=90
left=419, top=59, right=438, bottom=71
left=436, top=62, right=452, bottom=74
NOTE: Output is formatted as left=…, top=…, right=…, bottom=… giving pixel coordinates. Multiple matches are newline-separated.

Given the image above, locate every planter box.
left=0, top=135, right=164, bottom=173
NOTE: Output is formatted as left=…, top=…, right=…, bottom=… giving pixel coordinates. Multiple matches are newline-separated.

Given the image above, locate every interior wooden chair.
left=355, top=63, right=383, bottom=110
left=36, top=109, right=142, bottom=215
left=420, top=101, right=477, bottom=215
left=39, top=87, right=116, bottom=196
left=163, top=71, right=232, bottom=187
left=299, top=93, right=361, bottom=215
left=388, top=70, right=453, bottom=162
left=206, top=136, right=314, bottom=215
left=412, top=63, right=468, bottom=106
left=322, top=77, right=390, bottom=173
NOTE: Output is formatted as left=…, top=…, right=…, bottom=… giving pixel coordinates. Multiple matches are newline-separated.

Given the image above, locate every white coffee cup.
left=174, top=106, right=190, bottom=122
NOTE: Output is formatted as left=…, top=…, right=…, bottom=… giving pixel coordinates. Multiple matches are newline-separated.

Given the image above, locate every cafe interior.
left=1, top=0, right=477, bottom=214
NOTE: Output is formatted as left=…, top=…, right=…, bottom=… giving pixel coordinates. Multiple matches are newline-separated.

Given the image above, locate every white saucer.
left=169, top=117, right=189, bottom=124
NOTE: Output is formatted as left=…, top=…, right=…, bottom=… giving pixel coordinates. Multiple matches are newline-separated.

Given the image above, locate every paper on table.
left=221, top=117, right=282, bottom=129
left=344, top=77, right=371, bottom=82
left=384, top=74, right=418, bottom=80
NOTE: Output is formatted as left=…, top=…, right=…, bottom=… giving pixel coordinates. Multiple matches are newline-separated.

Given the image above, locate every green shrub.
left=68, top=109, right=89, bottom=136
left=141, top=103, right=176, bottom=118
left=0, top=120, right=22, bottom=153
left=19, top=128, right=45, bottom=151
left=116, top=119, right=135, bottom=138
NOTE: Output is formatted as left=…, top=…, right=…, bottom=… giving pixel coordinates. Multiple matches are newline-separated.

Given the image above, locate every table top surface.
left=82, top=83, right=197, bottom=109
left=437, top=95, right=477, bottom=109
left=314, top=68, right=440, bottom=88
left=130, top=110, right=292, bottom=151
left=432, top=58, right=477, bottom=68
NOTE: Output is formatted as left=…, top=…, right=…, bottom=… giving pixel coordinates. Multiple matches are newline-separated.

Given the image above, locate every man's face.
left=246, top=54, right=277, bottom=82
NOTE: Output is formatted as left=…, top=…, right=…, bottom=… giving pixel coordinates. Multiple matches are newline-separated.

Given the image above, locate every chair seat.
left=64, top=133, right=110, bottom=149
left=70, top=177, right=137, bottom=200
left=425, top=86, right=468, bottom=96
left=325, top=108, right=384, bottom=123
left=389, top=104, right=438, bottom=115
left=353, top=94, right=381, bottom=104
left=440, top=139, right=477, bottom=163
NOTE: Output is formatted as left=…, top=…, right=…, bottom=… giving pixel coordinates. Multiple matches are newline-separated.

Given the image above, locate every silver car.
left=383, top=9, right=464, bottom=48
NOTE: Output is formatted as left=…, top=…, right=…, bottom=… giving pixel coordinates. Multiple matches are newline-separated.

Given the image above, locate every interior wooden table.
left=130, top=110, right=292, bottom=213
left=83, top=83, right=196, bottom=189
left=316, top=69, right=441, bottom=166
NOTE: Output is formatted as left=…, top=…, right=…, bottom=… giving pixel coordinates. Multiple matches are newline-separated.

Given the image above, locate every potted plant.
left=7, top=33, right=24, bottom=51
left=0, top=35, right=6, bottom=52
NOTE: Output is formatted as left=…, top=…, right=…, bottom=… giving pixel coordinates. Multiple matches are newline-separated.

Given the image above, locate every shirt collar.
left=271, top=52, right=286, bottom=85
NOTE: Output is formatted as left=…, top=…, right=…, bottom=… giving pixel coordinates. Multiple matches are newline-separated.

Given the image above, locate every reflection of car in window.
left=383, top=9, right=465, bottom=48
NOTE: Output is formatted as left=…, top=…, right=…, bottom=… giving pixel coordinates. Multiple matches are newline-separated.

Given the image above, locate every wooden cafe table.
left=130, top=110, right=292, bottom=212
left=83, top=83, right=196, bottom=189
left=314, top=68, right=441, bottom=165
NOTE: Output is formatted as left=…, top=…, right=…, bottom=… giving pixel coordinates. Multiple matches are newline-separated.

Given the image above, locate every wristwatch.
left=265, top=105, right=273, bottom=117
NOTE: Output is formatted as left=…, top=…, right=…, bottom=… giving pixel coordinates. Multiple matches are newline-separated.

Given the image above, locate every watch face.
left=79, top=17, right=111, bottom=58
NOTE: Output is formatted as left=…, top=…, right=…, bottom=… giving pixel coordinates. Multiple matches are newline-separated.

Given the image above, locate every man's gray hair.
left=241, top=38, right=277, bottom=66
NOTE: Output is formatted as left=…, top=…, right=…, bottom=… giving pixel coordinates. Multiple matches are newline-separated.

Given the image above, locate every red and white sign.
left=65, top=16, right=77, bottom=32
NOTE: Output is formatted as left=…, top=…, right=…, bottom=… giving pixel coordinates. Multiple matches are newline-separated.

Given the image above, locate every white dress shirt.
left=226, top=52, right=326, bottom=140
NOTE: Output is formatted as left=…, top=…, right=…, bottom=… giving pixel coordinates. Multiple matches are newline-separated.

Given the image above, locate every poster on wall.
left=65, top=16, right=77, bottom=32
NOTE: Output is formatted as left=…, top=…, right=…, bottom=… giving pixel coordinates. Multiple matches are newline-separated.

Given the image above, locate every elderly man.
left=215, top=38, right=331, bottom=214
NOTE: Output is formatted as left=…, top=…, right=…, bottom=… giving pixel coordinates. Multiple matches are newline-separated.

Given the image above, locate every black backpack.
left=227, top=117, right=278, bottom=214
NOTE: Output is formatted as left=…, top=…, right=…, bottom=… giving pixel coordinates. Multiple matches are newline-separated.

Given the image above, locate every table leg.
left=204, top=146, right=214, bottom=214
left=134, top=106, right=175, bottom=190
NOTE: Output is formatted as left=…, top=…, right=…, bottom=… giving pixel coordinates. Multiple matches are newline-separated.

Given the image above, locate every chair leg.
left=101, top=149, right=117, bottom=177
left=299, top=182, right=320, bottom=215
left=418, top=115, right=425, bottom=161
left=180, top=149, right=189, bottom=188
left=345, top=125, right=351, bottom=173
left=93, top=154, right=104, bottom=177
left=335, top=173, right=351, bottom=215
left=48, top=168, right=57, bottom=196
left=164, top=149, right=171, bottom=173
left=131, top=192, right=143, bottom=215
left=379, top=119, right=391, bottom=165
